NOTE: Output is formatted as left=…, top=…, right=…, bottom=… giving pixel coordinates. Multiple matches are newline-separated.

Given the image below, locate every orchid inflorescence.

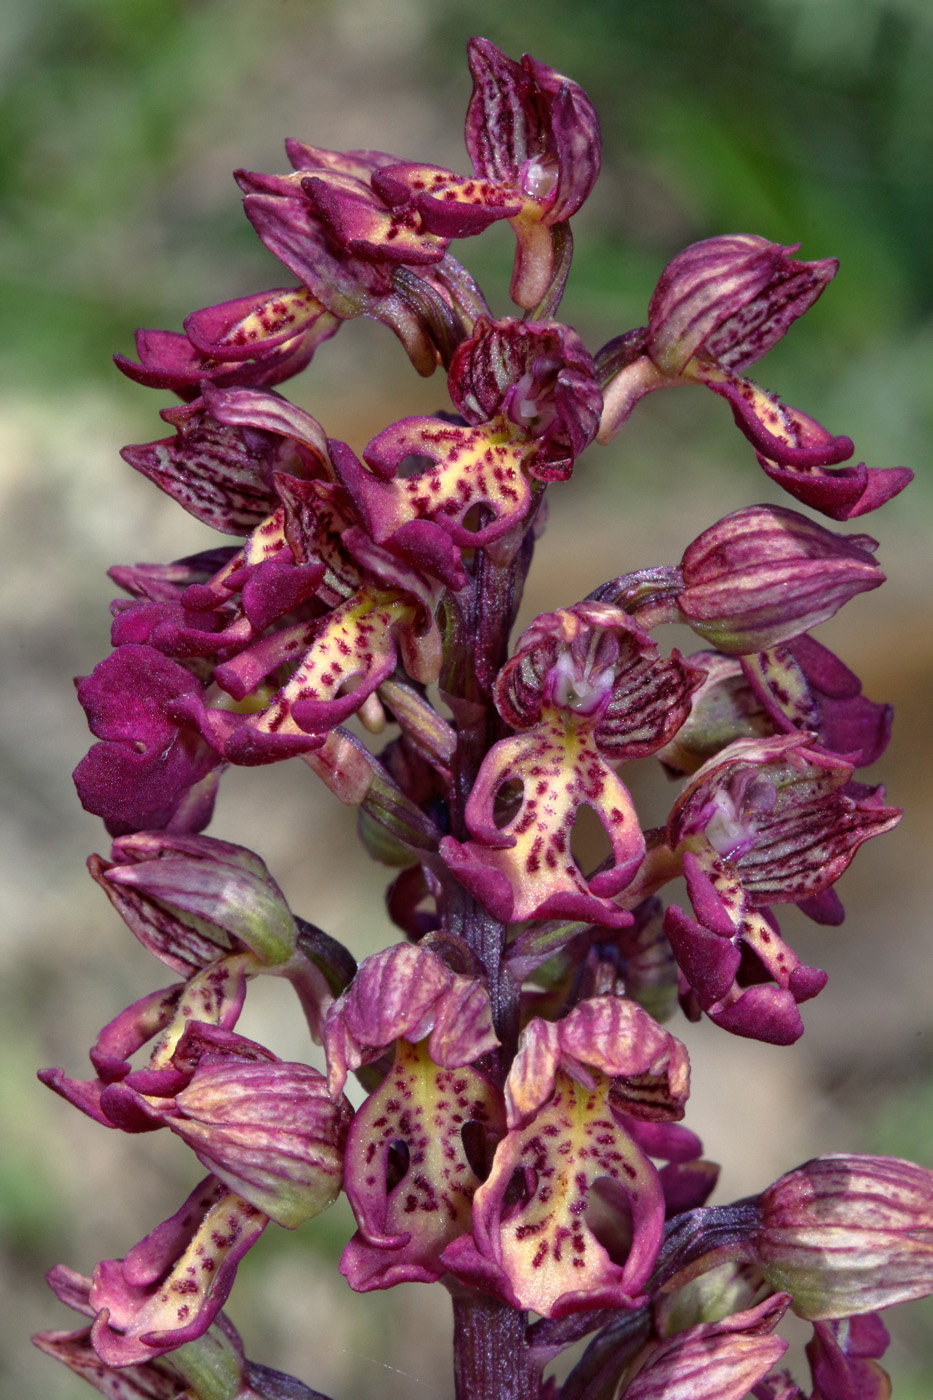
left=35, top=36, right=931, bottom=1400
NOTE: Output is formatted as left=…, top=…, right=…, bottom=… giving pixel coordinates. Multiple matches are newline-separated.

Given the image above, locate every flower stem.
left=452, top=1294, right=540, bottom=1400
left=443, top=524, right=541, bottom=1399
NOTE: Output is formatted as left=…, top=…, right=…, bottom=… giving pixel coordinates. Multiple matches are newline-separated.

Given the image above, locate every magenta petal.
left=88, top=1177, right=267, bottom=1367
left=505, top=1000, right=689, bottom=1130
left=754, top=1154, right=933, bottom=1320
left=74, top=646, right=222, bottom=835
left=620, top=1116, right=704, bottom=1165
left=806, top=1314, right=891, bottom=1400
left=301, top=170, right=448, bottom=266
left=702, top=373, right=855, bottom=469
left=664, top=903, right=742, bottom=1008
left=788, top=965, right=828, bottom=1002
left=372, top=162, right=521, bottom=238
left=758, top=452, right=913, bottom=521
left=242, top=191, right=392, bottom=316
left=679, top=504, right=883, bottom=654
left=355, top=415, right=535, bottom=547
left=182, top=286, right=334, bottom=360
left=683, top=850, right=736, bottom=936
left=114, top=328, right=207, bottom=393
left=94, top=984, right=187, bottom=1083
left=464, top=39, right=600, bottom=222
left=797, top=888, right=846, bottom=926
left=38, top=1068, right=110, bottom=1126
left=447, top=721, right=645, bottom=927
left=437, top=837, right=518, bottom=922
left=103, top=831, right=297, bottom=970
left=460, top=1069, right=665, bottom=1318
left=742, top=635, right=893, bottom=769
left=465, top=39, right=531, bottom=185
left=384, top=519, right=468, bottom=590
left=167, top=1060, right=350, bottom=1228
left=659, top=1159, right=721, bottom=1215
left=439, top=1232, right=522, bottom=1309
left=711, top=985, right=805, bottom=1045
left=168, top=690, right=326, bottom=767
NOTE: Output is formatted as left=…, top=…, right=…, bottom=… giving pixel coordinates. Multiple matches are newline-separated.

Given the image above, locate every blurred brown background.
left=2, top=1, right=931, bottom=1395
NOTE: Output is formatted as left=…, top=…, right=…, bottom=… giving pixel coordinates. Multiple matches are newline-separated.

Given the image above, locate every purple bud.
left=465, top=40, right=600, bottom=225
left=621, top=1296, right=790, bottom=1400
left=646, top=235, right=836, bottom=378
left=164, top=1058, right=351, bottom=1228
left=102, top=832, right=298, bottom=968
left=678, top=505, right=883, bottom=653
left=753, top=1155, right=933, bottom=1319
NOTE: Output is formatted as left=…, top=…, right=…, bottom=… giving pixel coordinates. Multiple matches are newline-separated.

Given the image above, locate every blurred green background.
left=2, top=1, right=931, bottom=1396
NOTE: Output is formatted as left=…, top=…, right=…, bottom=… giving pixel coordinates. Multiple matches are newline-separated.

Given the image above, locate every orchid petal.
left=341, top=1038, right=504, bottom=1288
left=445, top=1069, right=664, bottom=1318
left=89, top=1178, right=266, bottom=1367
left=338, top=416, right=535, bottom=548
left=324, top=943, right=498, bottom=1097
left=441, top=716, right=644, bottom=926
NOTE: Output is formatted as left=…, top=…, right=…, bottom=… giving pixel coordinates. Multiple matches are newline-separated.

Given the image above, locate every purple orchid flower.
left=334, top=317, right=602, bottom=554
left=659, top=733, right=900, bottom=1042
left=677, top=505, right=885, bottom=653
left=597, top=235, right=912, bottom=520
left=322, top=944, right=501, bottom=1290
left=114, top=286, right=339, bottom=399
left=441, top=997, right=686, bottom=1318
left=73, top=645, right=224, bottom=836
left=373, top=38, right=601, bottom=311
left=238, top=146, right=483, bottom=375
left=442, top=603, right=702, bottom=927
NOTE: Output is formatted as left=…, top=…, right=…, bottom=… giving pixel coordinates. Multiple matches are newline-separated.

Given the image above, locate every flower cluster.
left=37, top=35, right=928, bottom=1400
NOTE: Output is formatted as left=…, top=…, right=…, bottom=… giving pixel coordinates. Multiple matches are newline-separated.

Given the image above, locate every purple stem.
left=452, top=1294, right=541, bottom=1400
left=443, top=520, right=542, bottom=1400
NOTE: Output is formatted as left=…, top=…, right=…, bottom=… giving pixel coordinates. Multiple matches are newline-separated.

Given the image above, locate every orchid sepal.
left=323, top=943, right=499, bottom=1098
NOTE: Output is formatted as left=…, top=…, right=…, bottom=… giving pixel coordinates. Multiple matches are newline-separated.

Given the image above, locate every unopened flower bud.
left=167, top=1058, right=351, bottom=1228
left=646, top=235, right=836, bottom=378
left=103, top=832, right=299, bottom=968
left=679, top=505, right=883, bottom=653
left=753, top=1154, right=933, bottom=1319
